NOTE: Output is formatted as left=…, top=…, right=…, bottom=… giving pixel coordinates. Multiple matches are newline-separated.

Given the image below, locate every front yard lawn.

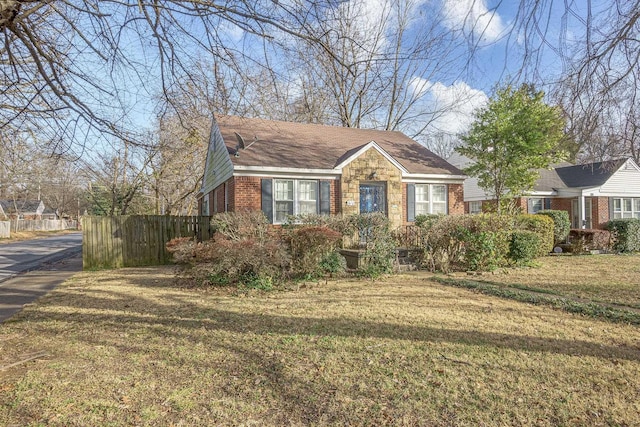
left=1, top=255, right=639, bottom=426
left=464, top=253, right=640, bottom=310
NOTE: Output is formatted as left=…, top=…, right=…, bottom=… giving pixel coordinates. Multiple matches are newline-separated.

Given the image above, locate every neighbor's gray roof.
left=215, top=115, right=463, bottom=176
left=533, top=163, right=572, bottom=191
left=555, top=159, right=627, bottom=188
left=0, top=199, right=42, bottom=213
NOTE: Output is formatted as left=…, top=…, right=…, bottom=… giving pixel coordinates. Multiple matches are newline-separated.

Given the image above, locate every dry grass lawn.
left=1, top=256, right=640, bottom=426
left=473, top=254, right=640, bottom=309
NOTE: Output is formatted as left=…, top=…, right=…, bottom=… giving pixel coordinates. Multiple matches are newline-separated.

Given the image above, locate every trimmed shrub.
left=509, top=230, right=540, bottom=265
left=606, top=219, right=640, bottom=252
left=455, top=227, right=502, bottom=271
left=414, top=214, right=442, bottom=228
left=210, top=211, right=270, bottom=242
left=537, top=210, right=570, bottom=244
left=287, top=225, right=343, bottom=278
left=417, top=214, right=513, bottom=272
left=568, top=229, right=611, bottom=253
left=515, top=214, right=554, bottom=256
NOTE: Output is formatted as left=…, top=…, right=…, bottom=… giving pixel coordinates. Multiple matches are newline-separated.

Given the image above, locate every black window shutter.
left=261, top=179, right=273, bottom=223
left=407, top=183, right=415, bottom=222
left=319, top=180, right=331, bottom=215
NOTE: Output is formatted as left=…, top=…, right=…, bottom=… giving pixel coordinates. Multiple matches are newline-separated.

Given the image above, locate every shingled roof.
left=0, top=199, right=43, bottom=214
left=215, top=115, right=463, bottom=176
left=555, top=159, right=628, bottom=188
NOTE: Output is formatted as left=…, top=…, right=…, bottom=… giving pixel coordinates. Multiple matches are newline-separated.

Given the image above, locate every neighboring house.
left=448, top=153, right=640, bottom=229
left=198, top=115, right=466, bottom=228
left=0, top=199, right=49, bottom=220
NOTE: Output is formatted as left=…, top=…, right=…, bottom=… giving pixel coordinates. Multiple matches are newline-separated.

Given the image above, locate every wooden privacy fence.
left=82, top=215, right=214, bottom=269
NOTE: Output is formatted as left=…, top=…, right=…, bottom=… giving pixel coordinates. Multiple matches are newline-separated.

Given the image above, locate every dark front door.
left=359, top=183, right=386, bottom=214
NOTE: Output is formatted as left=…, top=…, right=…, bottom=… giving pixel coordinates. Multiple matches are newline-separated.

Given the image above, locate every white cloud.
left=441, top=0, right=505, bottom=43
left=409, top=78, right=488, bottom=135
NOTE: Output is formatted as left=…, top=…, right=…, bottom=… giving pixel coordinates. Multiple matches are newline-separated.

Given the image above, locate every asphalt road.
left=0, top=233, right=83, bottom=322
left=0, top=233, right=82, bottom=283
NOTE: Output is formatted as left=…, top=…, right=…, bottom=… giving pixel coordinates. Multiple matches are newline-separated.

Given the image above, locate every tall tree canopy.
left=456, top=84, right=568, bottom=213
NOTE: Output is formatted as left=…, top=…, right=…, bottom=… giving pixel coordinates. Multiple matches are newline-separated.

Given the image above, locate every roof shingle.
left=215, top=115, right=463, bottom=176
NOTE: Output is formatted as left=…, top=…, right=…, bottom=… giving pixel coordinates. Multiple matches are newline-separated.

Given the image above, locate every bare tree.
left=0, top=1, right=346, bottom=154
left=252, top=0, right=476, bottom=146
left=82, top=137, right=157, bottom=216
left=501, top=0, right=640, bottom=162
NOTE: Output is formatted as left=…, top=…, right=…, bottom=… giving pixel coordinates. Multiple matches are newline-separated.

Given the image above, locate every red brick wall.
left=550, top=198, right=572, bottom=213
left=231, top=176, right=261, bottom=212
left=330, top=180, right=340, bottom=215
left=594, top=197, right=610, bottom=229
left=448, top=183, right=465, bottom=215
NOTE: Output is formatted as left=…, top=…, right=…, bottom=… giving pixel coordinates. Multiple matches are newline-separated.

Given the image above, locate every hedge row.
left=415, top=213, right=554, bottom=272
left=607, top=218, right=640, bottom=252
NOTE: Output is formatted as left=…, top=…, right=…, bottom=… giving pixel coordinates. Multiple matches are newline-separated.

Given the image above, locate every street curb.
left=0, top=247, right=82, bottom=285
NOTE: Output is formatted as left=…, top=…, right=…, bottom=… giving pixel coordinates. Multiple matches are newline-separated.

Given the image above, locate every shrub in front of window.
left=210, top=211, right=270, bottom=242
left=568, top=229, right=611, bottom=253
left=537, top=210, right=570, bottom=245
left=287, top=225, right=344, bottom=278
left=606, top=219, right=640, bottom=252
left=417, top=214, right=513, bottom=272
left=514, top=214, right=554, bottom=256
left=509, top=230, right=541, bottom=265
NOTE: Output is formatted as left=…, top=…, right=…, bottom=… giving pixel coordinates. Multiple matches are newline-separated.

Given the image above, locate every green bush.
left=515, top=214, right=554, bottom=256
left=509, top=230, right=541, bottom=265
left=414, top=214, right=442, bottom=228
left=287, top=225, right=343, bottom=278
left=607, top=219, right=640, bottom=252
left=417, top=214, right=513, bottom=272
left=318, top=251, right=347, bottom=275
left=352, top=213, right=396, bottom=277
left=455, top=227, right=502, bottom=271
left=537, top=210, right=570, bottom=244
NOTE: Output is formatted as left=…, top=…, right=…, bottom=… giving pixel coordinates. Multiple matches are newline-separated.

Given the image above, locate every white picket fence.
left=0, top=221, right=9, bottom=238
left=9, top=219, right=78, bottom=232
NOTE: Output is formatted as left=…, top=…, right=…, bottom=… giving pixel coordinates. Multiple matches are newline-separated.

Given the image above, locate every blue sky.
left=74, top=0, right=591, bottom=158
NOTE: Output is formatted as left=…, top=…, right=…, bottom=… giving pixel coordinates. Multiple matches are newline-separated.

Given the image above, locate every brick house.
left=198, top=116, right=466, bottom=228
left=448, top=154, right=640, bottom=229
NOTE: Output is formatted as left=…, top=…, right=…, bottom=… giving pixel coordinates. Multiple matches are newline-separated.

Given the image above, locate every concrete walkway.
left=0, top=254, right=82, bottom=323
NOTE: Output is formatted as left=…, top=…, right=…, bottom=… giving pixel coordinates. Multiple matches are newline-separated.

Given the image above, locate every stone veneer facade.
left=340, top=147, right=404, bottom=228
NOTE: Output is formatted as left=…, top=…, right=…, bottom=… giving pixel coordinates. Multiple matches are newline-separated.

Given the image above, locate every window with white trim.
left=528, top=198, right=544, bottom=213
left=274, top=179, right=318, bottom=223
left=469, top=201, right=482, bottom=214
left=612, top=198, right=640, bottom=219
left=415, top=184, right=447, bottom=215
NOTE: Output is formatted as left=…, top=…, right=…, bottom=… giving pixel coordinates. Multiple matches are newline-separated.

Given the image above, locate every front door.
left=359, top=183, right=386, bottom=214
left=571, top=198, right=593, bottom=228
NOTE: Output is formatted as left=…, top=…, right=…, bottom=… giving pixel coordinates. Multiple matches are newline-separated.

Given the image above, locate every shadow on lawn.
left=16, top=273, right=640, bottom=364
